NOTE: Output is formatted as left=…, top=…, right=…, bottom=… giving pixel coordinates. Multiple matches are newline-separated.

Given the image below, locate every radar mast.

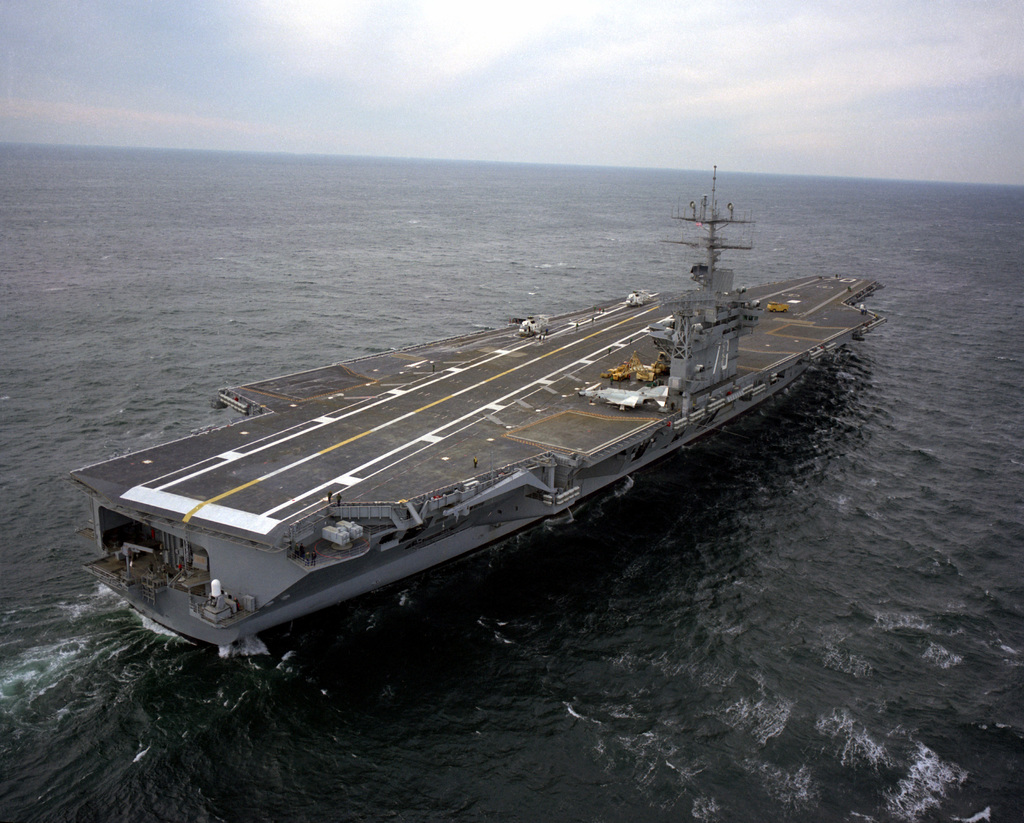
left=649, top=167, right=761, bottom=415
left=669, top=165, right=754, bottom=294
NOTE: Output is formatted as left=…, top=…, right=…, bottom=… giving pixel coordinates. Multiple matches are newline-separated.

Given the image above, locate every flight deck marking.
left=801, top=286, right=864, bottom=317
left=183, top=440, right=342, bottom=523
left=266, top=418, right=482, bottom=519
left=156, top=305, right=662, bottom=517
left=183, top=477, right=265, bottom=523
left=768, top=322, right=848, bottom=342
left=158, top=306, right=639, bottom=495
left=128, top=335, right=544, bottom=508
left=180, top=305, right=659, bottom=525
left=263, top=304, right=669, bottom=519
left=262, top=417, right=484, bottom=517
left=253, top=288, right=864, bottom=520
left=259, top=312, right=663, bottom=520
left=757, top=276, right=828, bottom=304
left=148, top=339, right=541, bottom=494
left=152, top=415, right=344, bottom=493
left=124, top=486, right=284, bottom=533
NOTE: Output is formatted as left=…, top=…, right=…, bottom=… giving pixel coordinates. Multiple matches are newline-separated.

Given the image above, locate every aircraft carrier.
left=72, top=173, right=885, bottom=645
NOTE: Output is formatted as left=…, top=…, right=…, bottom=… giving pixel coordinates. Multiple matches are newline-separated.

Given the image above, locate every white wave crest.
left=885, top=742, right=967, bottom=821
left=564, top=702, right=587, bottom=721
left=746, top=760, right=818, bottom=809
left=138, top=614, right=180, bottom=638
left=0, top=637, right=89, bottom=707
left=691, top=796, right=720, bottom=822
left=922, top=642, right=962, bottom=669
left=56, top=585, right=124, bottom=621
left=815, top=708, right=891, bottom=768
left=218, top=635, right=269, bottom=658
left=953, top=808, right=991, bottom=822
left=822, top=640, right=873, bottom=678
left=613, top=475, right=635, bottom=497
left=874, top=611, right=931, bottom=632
left=723, top=693, right=793, bottom=746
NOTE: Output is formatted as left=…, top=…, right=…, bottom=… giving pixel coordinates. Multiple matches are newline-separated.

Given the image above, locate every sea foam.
left=885, top=742, right=967, bottom=821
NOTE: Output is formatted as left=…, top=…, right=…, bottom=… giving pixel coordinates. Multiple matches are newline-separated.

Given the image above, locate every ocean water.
left=1, top=144, right=1022, bottom=822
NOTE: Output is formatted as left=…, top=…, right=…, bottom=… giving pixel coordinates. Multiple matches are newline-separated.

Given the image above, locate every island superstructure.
left=71, top=173, right=885, bottom=644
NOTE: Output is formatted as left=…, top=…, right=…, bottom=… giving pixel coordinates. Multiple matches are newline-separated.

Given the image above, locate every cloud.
left=238, top=1, right=1019, bottom=104
left=1, top=97, right=276, bottom=136
left=1, top=0, right=1021, bottom=181
left=242, top=0, right=598, bottom=100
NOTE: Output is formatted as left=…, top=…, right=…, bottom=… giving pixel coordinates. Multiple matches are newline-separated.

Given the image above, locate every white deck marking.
left=801, top=284, right=864, bottom=317
left=263, top=314, right=661, bottom=520
left=182, top=304, right=660, bottom=523
left=146, top=341, right=539, bottom=493
left=154, top=419, right=328, bottom=491
left=331, top=474, right=363, bottom=487
left=123, top=486, right=283, bottom=534
left=110, top=307, right=639, bottom=495
left=269, top=418, right=482, bottom=520
left=758, top=276, right=824, bottom=303
left=123, top=486, right=199, bottom=514
left=193, top=503, right=281, bottom=534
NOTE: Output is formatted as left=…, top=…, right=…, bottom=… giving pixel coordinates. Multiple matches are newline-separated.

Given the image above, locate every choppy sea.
left=1, top=144, right=1021, bottom=822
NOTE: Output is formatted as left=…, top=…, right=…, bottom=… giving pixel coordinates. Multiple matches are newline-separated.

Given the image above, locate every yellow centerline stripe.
left=317, top=429, right=374, bottom=456
left=183, top=477, right=265, bottom=522
left=182, top=307, right=657, bottom=523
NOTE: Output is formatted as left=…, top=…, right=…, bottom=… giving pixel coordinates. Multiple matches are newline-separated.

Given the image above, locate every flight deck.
left=73, top=274, right=882, bottom=550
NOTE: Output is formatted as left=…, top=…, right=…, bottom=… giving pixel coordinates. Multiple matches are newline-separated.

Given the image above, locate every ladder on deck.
left=139, top=573, right=166, bottom=604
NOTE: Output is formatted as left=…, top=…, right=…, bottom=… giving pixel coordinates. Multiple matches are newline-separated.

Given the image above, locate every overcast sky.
left=2, top=1, right=1021, bottom=184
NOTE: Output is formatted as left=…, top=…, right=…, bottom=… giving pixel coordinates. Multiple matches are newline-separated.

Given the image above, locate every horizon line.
left=2, top=139, right=1019, bottom=190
